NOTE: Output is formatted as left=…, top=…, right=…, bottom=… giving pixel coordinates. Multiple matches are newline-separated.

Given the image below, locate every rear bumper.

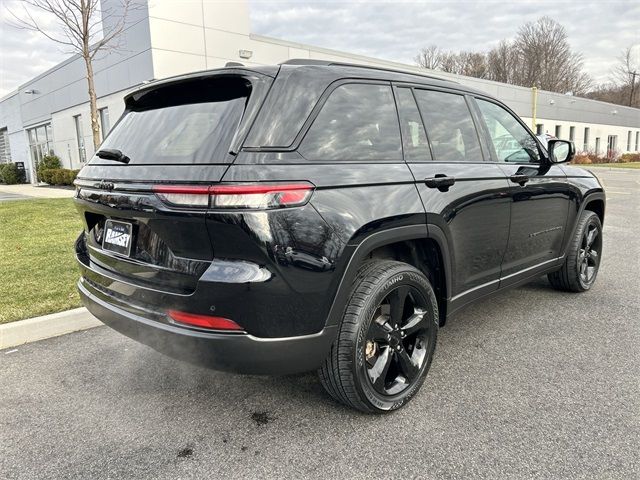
left=78, top=279, right=336, bottom=375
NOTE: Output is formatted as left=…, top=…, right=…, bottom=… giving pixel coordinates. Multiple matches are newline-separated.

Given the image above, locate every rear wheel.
left=548, top=210, right=602, bottom=292
left=319, top=260, right=438, bottom=413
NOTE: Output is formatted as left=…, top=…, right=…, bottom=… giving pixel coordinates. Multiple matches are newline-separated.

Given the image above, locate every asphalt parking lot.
left=1, top=168, right=639, bottom=479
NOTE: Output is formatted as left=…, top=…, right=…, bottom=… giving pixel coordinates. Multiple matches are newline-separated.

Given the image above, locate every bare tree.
left=415, top=45, right=442, bottom=70
left=613, top=45, right=639, bottom=106
left=415, top=17, right=592, bottom=96
left=457, top=51, right=488, bottom=78
left=513, top=16, right=591, bottom=94
left=487, top=40, right=517, bottom=83
left=9, top=0, right=134, bottom=150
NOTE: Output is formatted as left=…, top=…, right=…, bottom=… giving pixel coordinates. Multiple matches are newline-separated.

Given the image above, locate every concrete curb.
left=0, top=308, right=102, bottom=350
left=586, top=166, right=640, bottom=172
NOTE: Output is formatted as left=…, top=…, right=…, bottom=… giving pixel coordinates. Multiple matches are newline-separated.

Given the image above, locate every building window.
left=99, top=107, right=111, bottom=140
left=595, top=137, right=600, bottom=156
left=569, top=126, right=575, bottom=142
left=536, top=124, right=544, bottom=135
left=27, top=123, right=54, bottom=172
left=74, top=115, right=86, bottom=162
left=636, top=131, right=639, bottom=151
left=584, top=127, right=590, bottom=151
left=0, top=128, right=11, bottom=164
left=607, top=135, right=617, bottom=159
left=555, top=125, right=562, bottom=138
left=627, top=131, right=632, bottom=151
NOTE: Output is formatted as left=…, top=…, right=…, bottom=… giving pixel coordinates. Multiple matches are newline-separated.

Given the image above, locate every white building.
left=1, top=0, right=639, bottom=183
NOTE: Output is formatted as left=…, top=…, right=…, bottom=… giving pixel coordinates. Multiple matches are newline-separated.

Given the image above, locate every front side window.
left=299, top=83, right=402, bottom=161
left=413, top=89, right=482, bottom=162
left=476, top=99, right=540, bottom=163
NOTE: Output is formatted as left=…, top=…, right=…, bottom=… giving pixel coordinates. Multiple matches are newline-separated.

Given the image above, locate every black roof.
left=129, top=59, right=485, bottom=99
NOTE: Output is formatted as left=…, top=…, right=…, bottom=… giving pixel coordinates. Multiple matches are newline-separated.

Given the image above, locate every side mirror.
left=547, top=139, right=575, bottom=164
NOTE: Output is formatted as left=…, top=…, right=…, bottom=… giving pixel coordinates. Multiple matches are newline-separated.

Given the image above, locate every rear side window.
left=299, top=83, right=402, bottom=161
left=395, top=87, right=431, bottom=161
left=414, top=89, right=482, bottom=162
left=94, top=77, right=249, bottom=164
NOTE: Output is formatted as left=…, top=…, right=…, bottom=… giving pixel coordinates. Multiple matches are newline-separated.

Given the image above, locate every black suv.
left=74, top=61, right=605, bottom=413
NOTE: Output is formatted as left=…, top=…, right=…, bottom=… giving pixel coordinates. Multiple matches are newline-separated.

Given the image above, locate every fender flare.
left=324, top=224, right=452, bottom=328
left=561, top=190, right=606, bottom=258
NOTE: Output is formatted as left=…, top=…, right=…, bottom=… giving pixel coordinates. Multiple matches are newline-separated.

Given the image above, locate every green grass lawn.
left=0, top=198, right=83, bottom=324
left=583, top=162, right=640, bottom=169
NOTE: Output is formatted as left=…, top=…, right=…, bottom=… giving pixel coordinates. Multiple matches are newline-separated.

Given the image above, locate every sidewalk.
left=0, top=183, right=75, bottom=199
left=0, top=308, right=101, bottom=350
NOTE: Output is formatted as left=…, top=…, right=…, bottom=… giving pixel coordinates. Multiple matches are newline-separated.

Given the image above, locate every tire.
left=318, top=260, right=439, bottom=413
left=548, top=210, right=603, bottom=292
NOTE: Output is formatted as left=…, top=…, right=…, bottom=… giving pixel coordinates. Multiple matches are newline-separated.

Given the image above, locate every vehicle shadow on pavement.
left=101, top=275, right=561, bottom=417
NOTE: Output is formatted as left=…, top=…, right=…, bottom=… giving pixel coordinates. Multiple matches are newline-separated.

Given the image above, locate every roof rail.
left=279, top=58, right=457, bottom=83
left=279, top=59, right=333, bottom=66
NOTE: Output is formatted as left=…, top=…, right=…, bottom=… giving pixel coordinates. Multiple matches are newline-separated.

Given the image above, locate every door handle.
left=509, top=174, right=529, bottom=186
left=425, top=175, right=455, bottom=192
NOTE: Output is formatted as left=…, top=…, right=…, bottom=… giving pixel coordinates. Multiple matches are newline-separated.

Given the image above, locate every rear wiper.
left=95, top=149, right=130, bottom=164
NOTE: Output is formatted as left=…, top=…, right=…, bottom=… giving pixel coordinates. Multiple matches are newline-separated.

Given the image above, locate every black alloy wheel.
left=364, top=286, right=430, bottom=396
left=319, top=260, right=438, bottom=413
left=578, top=221, right=601, bottom=285
left=548, top=210, right=603, bottom=292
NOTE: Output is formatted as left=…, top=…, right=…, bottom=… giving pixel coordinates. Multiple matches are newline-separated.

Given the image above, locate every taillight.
left=152, top=182, right=314, bottom=209
left=152, top=185, right=210, bottom=207
left=167, top=310, right=243, bottom=331
left=210, top=183, right=313, bottom=209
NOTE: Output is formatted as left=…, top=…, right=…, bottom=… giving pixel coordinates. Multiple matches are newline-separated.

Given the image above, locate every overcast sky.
left=1, top=0, right=638, bottom=97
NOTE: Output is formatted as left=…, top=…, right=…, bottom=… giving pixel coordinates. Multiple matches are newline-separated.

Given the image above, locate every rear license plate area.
left=102, top=220, right=133, bottom=256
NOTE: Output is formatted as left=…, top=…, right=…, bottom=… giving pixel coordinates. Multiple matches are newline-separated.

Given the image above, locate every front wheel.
left=319, top=260, right=438, bottom=413
left=548, top=210, right=603, bottom=292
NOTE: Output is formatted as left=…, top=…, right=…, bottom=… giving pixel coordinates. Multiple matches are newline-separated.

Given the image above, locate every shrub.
left=620, top=153, right=640, bottom=163
left=0, top=163, right=26, bottom=184
left=39, top=168, right=78, bottom=186
left=571, top=150, right=609, bottom=165
left=37, top=154, right=62, bottom=177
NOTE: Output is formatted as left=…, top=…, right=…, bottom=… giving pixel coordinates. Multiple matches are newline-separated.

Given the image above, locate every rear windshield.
left=93, top=77, right=250, bottom=165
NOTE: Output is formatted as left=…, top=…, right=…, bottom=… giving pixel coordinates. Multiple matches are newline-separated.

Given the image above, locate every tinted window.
left=413, top=90, right=482, bottom=162
left=299, top=84, right=401, bottom=161
left=476, top=99, right=540, bottom=163
left=396, top=88, right=431, bottom=161
left=94, top=79, right=249, bottom=165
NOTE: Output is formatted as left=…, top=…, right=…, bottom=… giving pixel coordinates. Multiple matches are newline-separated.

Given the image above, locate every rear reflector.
left=153, top=182, right=314, bottom=209
left=167, top=310, right=243, bottom=331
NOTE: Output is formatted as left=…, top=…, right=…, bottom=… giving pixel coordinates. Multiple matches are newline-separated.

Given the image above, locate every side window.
left=395, top=87, right=431, bottom=161
left=476, top=99, right=540, bottom=163
left=299, top=83, right=401, bottom=161
left=413, top=89, right=482, bottom=162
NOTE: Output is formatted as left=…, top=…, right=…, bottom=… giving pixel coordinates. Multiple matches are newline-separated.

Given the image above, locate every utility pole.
left=629, top=71, right=637, bottom=107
